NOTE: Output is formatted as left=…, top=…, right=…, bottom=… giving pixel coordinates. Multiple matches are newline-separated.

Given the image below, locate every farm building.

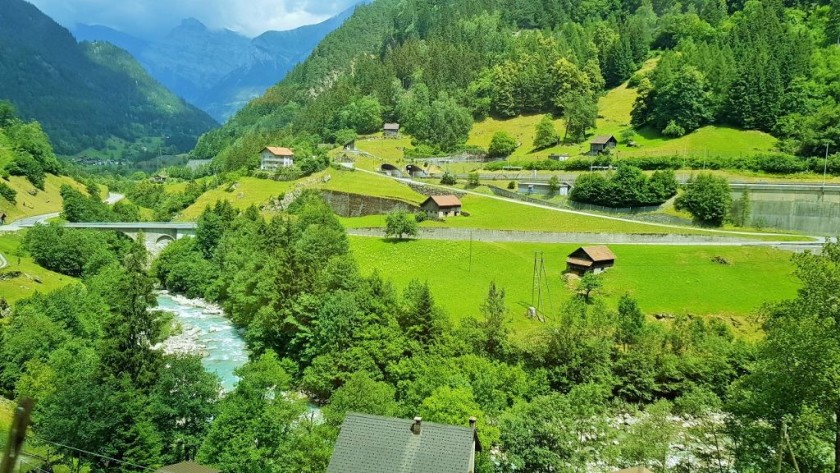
left=383, top=123, right=401, bottom=138
left=154, top=462, right=219, bottom=473
left=589, top=135, right=618, bottom=155
left=327, top=414, right=480, bottom=473
left=522, top=181, right=572, bottom=197
left=549, top=153, right=570, bottom=161
left=260, top=146, right=295, bottom=171
left=421, top=195, right=462, bottom=218
left=566, top=245, right=617, bottom=275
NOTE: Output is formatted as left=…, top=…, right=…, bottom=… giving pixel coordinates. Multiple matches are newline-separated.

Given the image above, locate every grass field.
left=0, top=232, right=76, bottom=303
left=316, top=169, right=427, bottom=203
left=349, top=237, right=799, bottom=337
left=0, top=175, right=87, bottom=223
left=179, top=177, right=297, bottom=220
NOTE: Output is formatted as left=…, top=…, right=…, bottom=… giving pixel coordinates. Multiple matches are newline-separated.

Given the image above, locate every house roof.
left=327, top=414, right=477, bottom=473
left=154, top=462, right=220, bottom=473
left=384, top=123, right=401, bottom=130
left=568, top=246, right=616, bottom=263
left=263, top=146, right=294, bottom=156
left=423, top=195, right=462, bottom=208
left=590, top=135, right=617, bottom=145
left=566, top=257, right=594, bottom=267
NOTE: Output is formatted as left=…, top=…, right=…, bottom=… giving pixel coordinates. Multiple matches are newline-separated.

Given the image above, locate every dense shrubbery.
left=675, top=173, right=733, bottom=227
left=570, top=165, right=678, bottom=208
left=123, top=179, right=211, bottom=221
left=484, top=153, right=840, bottom=176
left=0, top=181, right=16, bottom=203
left=22, top=223, right=133, bottom=277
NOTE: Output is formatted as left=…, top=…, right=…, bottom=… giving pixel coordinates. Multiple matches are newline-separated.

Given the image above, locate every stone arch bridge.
left=21, top=222, right=197, bottom=254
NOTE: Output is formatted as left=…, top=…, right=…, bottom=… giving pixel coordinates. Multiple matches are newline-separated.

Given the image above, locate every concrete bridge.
left=19, top=222, right=197, bottom=254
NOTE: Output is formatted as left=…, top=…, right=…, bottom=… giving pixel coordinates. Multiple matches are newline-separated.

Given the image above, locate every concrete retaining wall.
left=321, top=190, right=417, bottom=217
left=731, top=185, right=840, bottom=234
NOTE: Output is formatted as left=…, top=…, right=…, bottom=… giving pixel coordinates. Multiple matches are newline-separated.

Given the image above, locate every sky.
left=27, top=0, right=361, bottom=38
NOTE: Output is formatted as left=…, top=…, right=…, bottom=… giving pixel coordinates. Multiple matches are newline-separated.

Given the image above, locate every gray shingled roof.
left=327, top=414, right=476, bottom=473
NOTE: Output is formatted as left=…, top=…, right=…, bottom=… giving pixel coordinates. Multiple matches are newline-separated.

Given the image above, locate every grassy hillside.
left=0, top=232, right=76, bottom=303
left=466, top=81, right=778, bottom=161
left=353, top=78, right=778, bottom=166
left=179, top=171, right=428, bottom=220
left=0, top=175, right=87, bottom=223
left=350, top=237, right=798, bottom=337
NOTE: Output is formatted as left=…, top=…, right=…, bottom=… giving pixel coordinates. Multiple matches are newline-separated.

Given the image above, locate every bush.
left=570, top=165, right=678, bottom=207
left=533, top=115, right=560, bottom=150
left=488, top=132, right=518, bottom=158
left=507, top=181, right=516, bottom=190
left=675, top=173, right=732, bottom=226
left=6, top=153, right=45, bottom=189
left=0, top=182, right=16, bottom=204
left=467, top=172, right=481, bottom=187
left=440, top=171, right=457, bottom=185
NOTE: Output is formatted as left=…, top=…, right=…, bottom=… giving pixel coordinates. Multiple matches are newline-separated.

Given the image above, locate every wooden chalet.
left=383, top=123, right=401, bottom=138
left=566, top=245, right=617, bottom=275
left=589, top=135, right=618, bottom=155
left=421, top=195, right=462, bottom=218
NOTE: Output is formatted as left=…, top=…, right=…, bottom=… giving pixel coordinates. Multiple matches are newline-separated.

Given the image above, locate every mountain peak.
left=178, top=17, right=207, bottom=30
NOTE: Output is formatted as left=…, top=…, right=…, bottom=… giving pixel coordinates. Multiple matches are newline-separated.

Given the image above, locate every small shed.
left=589, top=135, right=618, bottom=155
left=523, top=181, right=572, bottom=197
left=549, top=153, right=570, bottom=162
left=154, top=462, right=220, bottom=473
left=327, top=414, right=480, bottom=473
left=260, top=146, right=295, bottom=171
left=383, top=123, right=401, bottom=138
left=566, top=245, right=617, bottom=275
left=421, top=195, right=462, bottom=218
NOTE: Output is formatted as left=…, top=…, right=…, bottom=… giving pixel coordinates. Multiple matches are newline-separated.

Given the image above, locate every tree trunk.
left=835, top=406, right=840, bottom=473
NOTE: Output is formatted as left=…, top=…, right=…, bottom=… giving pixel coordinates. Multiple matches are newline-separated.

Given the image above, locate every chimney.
left=469, top=417, right=477, bottom=429
left=411, top=416, right=422, bottom=435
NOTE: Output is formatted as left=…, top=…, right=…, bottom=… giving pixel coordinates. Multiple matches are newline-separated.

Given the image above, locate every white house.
left=260, top=147, right=295, bottom=171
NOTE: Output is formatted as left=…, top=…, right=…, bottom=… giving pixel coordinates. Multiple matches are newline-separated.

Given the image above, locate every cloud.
left=27, top=0, right=360, bottom=38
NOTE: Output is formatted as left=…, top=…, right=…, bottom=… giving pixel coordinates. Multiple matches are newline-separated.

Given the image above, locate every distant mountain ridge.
left=72, top=3, right=362, bottom=122
left=0, top=0, right=217, bottom=155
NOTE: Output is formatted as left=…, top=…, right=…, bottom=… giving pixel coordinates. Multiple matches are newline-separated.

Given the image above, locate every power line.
left=31, top=437, right=155, bottom=471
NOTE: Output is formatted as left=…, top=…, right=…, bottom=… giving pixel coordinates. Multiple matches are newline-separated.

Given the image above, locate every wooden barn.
left=383, top=123, right=401, bottom=138
left=589, top=135, right=617, bottom=155
left=566, top=246, right=616, bottom=275
left=421, top=195, right=462, bottom=218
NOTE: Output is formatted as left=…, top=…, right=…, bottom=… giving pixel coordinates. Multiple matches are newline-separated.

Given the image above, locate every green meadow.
left=0, top=232, right=76, bottom=303
left=349, top=237, right=799, bottom=337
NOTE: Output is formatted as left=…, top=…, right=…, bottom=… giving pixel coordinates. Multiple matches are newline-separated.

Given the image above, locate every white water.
left=154, top=292, right=249, bottom=392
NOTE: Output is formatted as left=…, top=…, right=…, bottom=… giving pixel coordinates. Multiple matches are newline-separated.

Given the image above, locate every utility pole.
left=0, top=398, right=34, bottom=473
left=825, top=142, right=830, bottom=187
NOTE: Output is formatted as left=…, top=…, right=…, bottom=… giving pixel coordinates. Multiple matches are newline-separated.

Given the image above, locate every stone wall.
left=405, top=181, right=466, bottom=198
left=321, top=190, right=418, bottom=217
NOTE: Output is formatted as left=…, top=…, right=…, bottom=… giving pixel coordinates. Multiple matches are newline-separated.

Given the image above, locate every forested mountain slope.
left=194, top=0, right=840, bottom=170
left=0, top=0, right=217, bottom=155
